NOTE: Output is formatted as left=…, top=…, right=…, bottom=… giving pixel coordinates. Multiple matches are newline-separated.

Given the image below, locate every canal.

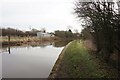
left=1, top=41, right=70, bottom=78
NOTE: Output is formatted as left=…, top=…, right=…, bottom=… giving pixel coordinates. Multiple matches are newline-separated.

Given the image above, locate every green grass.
left=57, top=40, right=118, bottom=78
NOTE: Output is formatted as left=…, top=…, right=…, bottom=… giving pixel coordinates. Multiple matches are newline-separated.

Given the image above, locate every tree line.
left=74, top=0, right=120, bottom=63
left=0, top=27, right=42, bottom=36
left=54, top=29, right=80, bottom=40
left=0, top=27, right=80, bottom=40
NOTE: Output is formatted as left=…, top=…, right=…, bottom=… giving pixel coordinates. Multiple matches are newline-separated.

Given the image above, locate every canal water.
left=1, top=41, right=70, bottom=78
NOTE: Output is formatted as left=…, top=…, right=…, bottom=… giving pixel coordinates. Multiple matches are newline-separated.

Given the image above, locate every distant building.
left=37, top=32, right=54, bottom=38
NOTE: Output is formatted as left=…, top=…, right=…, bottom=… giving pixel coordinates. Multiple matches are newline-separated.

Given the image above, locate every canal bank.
left=49, top=40, right=118, bottom=78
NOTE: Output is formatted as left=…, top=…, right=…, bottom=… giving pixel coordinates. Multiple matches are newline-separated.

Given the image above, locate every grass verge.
left=49, top=40, right=118, bottom=78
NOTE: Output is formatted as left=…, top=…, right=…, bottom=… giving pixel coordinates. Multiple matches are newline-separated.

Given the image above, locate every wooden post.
left=8, top=46, right=10, bottom=54
left=8, top=35, right=10, bottom=47
left=8, top=35, right=10, bottom=44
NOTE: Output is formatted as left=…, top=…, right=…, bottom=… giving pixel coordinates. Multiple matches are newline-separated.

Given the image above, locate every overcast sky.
left=0, top=0, right=83, bottom=32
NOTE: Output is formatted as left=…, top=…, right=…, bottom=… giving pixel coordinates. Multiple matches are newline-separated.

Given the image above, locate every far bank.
left=1, top=36, right=63, bottom=47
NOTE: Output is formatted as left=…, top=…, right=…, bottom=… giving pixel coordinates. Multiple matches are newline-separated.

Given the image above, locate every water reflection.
left=53, top=40, right=72, bottom=47
left=1, top=42, right=53, bottom=53
left=0, top=53, right=2, bottom=79
left=2, top=41, right=66, bottom=78
left=29, top=42, right=54, bottom=48
left=1, top=40, right=71, bottom=53
left=8, top=45, right=10, bottom=54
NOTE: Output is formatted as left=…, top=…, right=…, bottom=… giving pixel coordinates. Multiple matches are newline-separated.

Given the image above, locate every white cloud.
left=0, top=0, right=82, bottom=32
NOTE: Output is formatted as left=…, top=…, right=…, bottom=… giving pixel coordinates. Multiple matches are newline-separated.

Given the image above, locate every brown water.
left=1, top=41, right=66, bottom=78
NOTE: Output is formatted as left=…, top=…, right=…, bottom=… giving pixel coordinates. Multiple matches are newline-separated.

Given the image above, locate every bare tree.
left=74, top=0, right=118, bottom=61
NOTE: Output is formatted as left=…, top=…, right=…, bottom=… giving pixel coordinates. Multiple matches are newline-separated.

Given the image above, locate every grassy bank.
left=49, top=40, right=118, bottom=78
left=0, top=36, right=56, bottom=46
